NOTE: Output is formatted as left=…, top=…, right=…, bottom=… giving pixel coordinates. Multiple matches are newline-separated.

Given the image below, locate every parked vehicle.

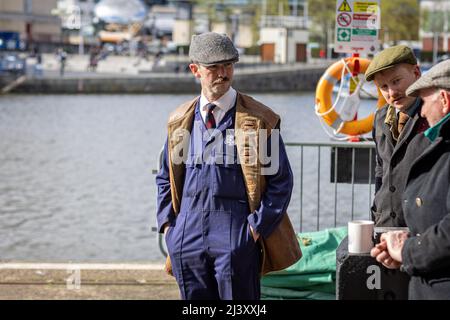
left=0, top=53, right=26, bottom=75
left=0, top=32, right=20, bottom=50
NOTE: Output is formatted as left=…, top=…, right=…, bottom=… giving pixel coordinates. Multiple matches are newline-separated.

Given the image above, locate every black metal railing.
left=153, top=141, right=377, bottom=257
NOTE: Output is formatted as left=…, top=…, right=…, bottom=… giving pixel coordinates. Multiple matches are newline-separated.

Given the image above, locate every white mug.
left=348, top=220, right=374, bottom=254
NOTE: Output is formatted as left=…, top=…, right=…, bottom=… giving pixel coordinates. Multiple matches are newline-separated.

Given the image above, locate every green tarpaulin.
left=261, top=227, right=348, bottom=300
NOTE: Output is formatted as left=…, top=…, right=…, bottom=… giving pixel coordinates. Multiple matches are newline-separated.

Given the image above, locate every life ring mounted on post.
left=315, top=57, right=386, bottom=136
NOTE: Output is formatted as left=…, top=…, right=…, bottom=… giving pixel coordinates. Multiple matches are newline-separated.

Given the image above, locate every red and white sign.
left=337, top=12, right=352, bottom=27
left=352, top=13, right=379, bottom=28
left=334, top=0, right=380, bottom=54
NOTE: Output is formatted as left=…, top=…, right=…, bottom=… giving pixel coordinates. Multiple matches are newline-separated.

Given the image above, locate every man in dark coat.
left=371, top=59, right=450, bottom=299
left=365, top=45, right=430, bottom=227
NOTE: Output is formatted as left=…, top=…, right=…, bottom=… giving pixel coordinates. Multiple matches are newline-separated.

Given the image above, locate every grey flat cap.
left=407, top=59, right=450, bottom=96
left=189, top=32, right=239, bottom=66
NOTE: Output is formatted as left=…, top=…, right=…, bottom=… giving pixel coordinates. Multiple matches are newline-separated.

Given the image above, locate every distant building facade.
left=0, top=0, right=61, bottom=48
left=420, top=0, right=450, bottom=59
left=259, top=15, right=309, bottom=63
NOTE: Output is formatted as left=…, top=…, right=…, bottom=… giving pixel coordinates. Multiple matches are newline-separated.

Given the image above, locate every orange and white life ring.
left=315, top=57, right=386, bottom=136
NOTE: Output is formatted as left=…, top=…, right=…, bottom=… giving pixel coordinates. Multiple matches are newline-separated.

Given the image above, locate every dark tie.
left=397, top=112, right=410, bottom=135
left=205, top=103, right=216, bottom=129
left=415, top=116, right=430, bottom=133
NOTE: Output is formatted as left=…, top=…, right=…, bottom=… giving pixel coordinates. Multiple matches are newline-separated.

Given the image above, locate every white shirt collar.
left=200, top=87, right=237, bottom=113
left=199, top=87, right=237, bottom=125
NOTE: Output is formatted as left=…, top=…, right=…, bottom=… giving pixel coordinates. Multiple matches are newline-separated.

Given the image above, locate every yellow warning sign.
left=354, top=2, right=379, bottom=13
left=338, top=0, right=352, bottom=12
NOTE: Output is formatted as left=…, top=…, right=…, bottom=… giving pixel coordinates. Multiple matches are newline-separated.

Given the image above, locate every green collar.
left=424, top=113, right=450, bottom=142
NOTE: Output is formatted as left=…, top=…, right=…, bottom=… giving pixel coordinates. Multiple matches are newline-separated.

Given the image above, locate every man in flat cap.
left=156, top=32, right=301, bottom=300
left=371, top=59, right=450, bottom=299
left=366, top=45, right=430, bottom=228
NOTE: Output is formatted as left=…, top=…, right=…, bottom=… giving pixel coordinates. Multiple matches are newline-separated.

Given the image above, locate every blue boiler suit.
left=156, top=101, right=293, bottom=300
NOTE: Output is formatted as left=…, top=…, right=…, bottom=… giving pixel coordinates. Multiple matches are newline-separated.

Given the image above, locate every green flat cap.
left=365, top=45, right=417, bottom=81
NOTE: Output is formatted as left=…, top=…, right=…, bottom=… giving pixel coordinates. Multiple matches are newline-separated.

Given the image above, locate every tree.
left=194, top=0, right=291, bottom=48
left=253, top=0, right=290, bottom=47
left=263, top=0, right=290, bottom=16
left=380, top=0, right=419, bottom=43
left=194, top=0, right=232, bottom=31
left=421, top=2, right=450, bottom=34
left=307, top=0, right=420, bottom=51
left=307, top=0, right=336, bottom=55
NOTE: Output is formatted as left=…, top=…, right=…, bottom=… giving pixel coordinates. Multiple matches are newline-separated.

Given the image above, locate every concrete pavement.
left=0, top=262, right=180, bottom=300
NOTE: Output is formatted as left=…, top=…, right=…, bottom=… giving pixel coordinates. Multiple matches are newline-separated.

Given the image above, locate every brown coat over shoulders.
left=164, top=92, right=301, bottom=276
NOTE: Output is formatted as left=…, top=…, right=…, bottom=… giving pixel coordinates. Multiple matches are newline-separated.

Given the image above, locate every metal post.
left=79, top=30, right=84, bottom=56
left=351, top=148, right=355, bottom=220
left=231, top=14, right=239, bottom=44
left=433, top=31, right=439, bottom=64
left=300, top=146, right=304, bottom=232
left=317, top=146, right=321, bottom=231
left=304, top=1, right=308, bottom=22
left=274, top=142, right=375, bottom=234
left=76, top=4, right=84, bottom=56
left=334, top=146, right=338, bottom=227
left=327, top=27, right=332, bottom=60
left=444, top=2, right=449, bottom=52
left=368, top=148, right=373, bottom=220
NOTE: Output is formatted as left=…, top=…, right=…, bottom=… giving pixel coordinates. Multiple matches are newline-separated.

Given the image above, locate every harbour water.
left=0, top=93, right=377, bottom=262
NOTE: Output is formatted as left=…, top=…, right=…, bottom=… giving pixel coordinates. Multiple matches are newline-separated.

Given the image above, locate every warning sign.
left=334, top=0, right=380, bottom=54
left=353, top=13, right=379, bottom=29
left=352, top=28, right=377, bottom=41
left=354, top=2, right=379, bottom=13
left=338, top=0, right=352, bottom=12
left=337, top=12, right=352, bottom=27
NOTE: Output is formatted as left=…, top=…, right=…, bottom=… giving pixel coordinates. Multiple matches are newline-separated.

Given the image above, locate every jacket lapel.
left=381, top=120, right=395, bottom=149
left=167, top=99, right=197, bottom=214
left=235, top=95, right=263, bottom=213
left=392, top=113, right=418, bottom=156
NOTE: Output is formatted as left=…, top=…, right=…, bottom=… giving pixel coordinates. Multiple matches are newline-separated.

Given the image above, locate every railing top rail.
left=285, top=141, right=375, bottom=148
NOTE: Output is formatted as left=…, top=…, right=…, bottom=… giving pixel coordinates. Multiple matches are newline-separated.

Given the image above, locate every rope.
left=317, top=111, right=350, bottom=141
left=314, top=57, right=379, bottom=138
left=341, top=59, right=379, bottom=99
left=360, top=86, right=379, bottom=99
left=314, top=59, right=347, bottom=117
